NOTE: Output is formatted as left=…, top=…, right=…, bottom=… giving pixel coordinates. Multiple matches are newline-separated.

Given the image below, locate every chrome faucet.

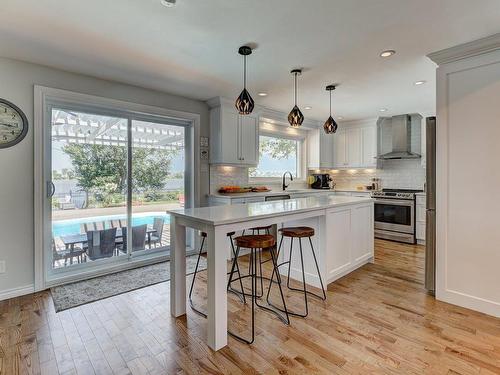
left=282, top=171, right=293, bottom=191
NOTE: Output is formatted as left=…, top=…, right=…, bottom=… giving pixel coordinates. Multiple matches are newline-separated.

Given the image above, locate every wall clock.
left=0, top=98, right=28, bottom=149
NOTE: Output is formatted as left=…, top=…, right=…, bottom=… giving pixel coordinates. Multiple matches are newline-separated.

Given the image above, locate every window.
left=250, top=133, right=304, bottom=179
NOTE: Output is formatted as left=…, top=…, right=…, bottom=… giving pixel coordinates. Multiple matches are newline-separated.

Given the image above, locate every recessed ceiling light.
left=257, top=92, right=268, bottom=97
left=304, top=106, right=312, bottom=110
left=337, top=116, right=344, bottom=120
left=379, top=108, right=388, bottom=112
left=414, top=80, right=426, bottom=85
left=380, top=50, right=396, bottom=58
left=160, top=0, right=176, bottom=7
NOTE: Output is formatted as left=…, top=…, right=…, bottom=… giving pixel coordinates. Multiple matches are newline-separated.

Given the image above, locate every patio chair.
left=58, top=195, right=76, bottom=210
left=52, top=238, right=86, bottom=267
left=120, top=225, right=147, bottom=253
left=86, top=228, right=117, bottom=261
left=80, top=221, right=107, bottom=235
left=149, top=217, right=164, bottom=248
left=110, top=219, right=121, bottom=228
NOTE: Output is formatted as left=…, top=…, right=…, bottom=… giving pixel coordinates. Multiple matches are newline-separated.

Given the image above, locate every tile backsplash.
left=328, top=159, right=426, bottom=190
left=209, top=166, right=308, bottom=194
left=210, top=159, right=425, bottom=194
left=209, top=166, right=248, bottom=193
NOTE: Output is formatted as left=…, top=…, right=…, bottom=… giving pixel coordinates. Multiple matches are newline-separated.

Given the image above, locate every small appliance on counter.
left=310, top=173, right=333, bottom=189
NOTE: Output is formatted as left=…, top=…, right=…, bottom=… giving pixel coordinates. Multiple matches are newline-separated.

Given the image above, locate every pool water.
left=52, top=212, right=170, bottom=237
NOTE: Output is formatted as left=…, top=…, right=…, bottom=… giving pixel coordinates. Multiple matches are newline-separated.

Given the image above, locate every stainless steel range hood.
left=377, top=114, right=422, bottom=160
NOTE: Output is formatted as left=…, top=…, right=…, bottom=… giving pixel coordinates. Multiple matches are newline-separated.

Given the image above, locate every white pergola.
left=51, top=110, right=184, bottom=151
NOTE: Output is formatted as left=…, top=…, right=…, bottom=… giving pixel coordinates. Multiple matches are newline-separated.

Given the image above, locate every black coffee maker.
left=310, top=173, right=333, bottom=189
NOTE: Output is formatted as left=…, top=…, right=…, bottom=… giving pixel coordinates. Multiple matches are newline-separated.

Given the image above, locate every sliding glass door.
left=45, top=102, right=192, bottom=285
left=130, top=119, right=186, bottom=256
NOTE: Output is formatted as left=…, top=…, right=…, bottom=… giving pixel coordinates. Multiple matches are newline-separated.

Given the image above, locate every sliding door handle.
left=47, top=181, right=55, bottom=198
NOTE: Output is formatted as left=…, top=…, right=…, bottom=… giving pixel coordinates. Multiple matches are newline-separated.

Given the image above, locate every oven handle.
left=373, top=198, right=414, bottom=207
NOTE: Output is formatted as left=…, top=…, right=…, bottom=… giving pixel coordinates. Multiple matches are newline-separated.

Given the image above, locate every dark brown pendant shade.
left=288, top=105, right=304, bottom=128
left=324, top=115, right=338, bottom=134
left=235, top=88, right=254, bottom=115
left=288, top=69, right=304, bottom=127
left=324, top=84, right=338, bottom=134
left=235, top=46, right=254, bottom=115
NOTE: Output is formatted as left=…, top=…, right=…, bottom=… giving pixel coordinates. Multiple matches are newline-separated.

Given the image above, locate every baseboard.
left=0, top=284, right=35, bottom=301
left=437, top=288, right=500, bottom=318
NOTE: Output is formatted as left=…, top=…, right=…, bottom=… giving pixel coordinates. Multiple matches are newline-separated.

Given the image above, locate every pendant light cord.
left=329, top=89, right=332, bottom=116
left=243, top=55, right=247, bottom=89
left=294, top=72, right=297, bottom=105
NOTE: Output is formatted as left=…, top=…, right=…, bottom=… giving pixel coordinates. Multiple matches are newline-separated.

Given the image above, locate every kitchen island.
left=167, top=195, right=374, bottom=351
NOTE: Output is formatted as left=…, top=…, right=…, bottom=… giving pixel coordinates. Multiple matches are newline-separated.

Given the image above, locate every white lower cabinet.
left=325, top=203, right=374, bottom=281
left=278, top=201, right=374, bottom=288
left=416, top=194, right=426, bottom=244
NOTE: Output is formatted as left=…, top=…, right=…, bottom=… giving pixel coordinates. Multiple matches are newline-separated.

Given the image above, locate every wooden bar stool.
left=189, top=231, right=246, bottom=318
left=239, top=225, right=274, bottom=297
left=228, top=234, right=289, bottom=344
left=267, top=226, right=326, bottom=318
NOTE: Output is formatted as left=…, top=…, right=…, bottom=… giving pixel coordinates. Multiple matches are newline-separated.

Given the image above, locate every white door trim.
left=33, top=85, right=200, bottom=291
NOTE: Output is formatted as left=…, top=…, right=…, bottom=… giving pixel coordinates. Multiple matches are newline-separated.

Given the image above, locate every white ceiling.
left=1, top=0, right=500, bottom=121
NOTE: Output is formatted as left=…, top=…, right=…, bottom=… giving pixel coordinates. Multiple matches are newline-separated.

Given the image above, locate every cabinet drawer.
left=333, top=192, right=352, bottom=196
left=231, top=198, right=246, bottom=204
left=245, top=197, right=265, bottom=203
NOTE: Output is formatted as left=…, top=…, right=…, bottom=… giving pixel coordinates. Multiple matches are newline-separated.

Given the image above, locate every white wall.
left=0, top=57, right=209, bottom=298
left=432, top=38, right=500, bottom=317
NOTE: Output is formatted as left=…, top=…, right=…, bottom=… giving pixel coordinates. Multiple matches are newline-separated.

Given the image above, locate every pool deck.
left=52, top=202, right=182, bottom=221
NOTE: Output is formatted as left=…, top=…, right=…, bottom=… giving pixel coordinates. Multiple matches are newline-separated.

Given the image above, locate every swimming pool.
left=52, top=212, right=170, bottom=237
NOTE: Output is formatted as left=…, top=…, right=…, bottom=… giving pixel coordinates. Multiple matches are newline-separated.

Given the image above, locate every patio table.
left=59, top=227, right=157, bottom=263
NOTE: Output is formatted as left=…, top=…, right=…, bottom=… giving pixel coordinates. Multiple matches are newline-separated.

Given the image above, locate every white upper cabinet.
left=208, top=98, right=259, bottom=166
left=333, top=129, right=348, bottom=167
left=239, top=115, right=258, bottom=165
left=308, top=128, right=334, bottom=169
left=347, top=127, right=362, bottom=167
left=333, top=120, right=377, bottom=169
left=361, top=125, right=377, bottom=168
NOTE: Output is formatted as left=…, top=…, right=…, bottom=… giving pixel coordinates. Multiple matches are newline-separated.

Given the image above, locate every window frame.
left=249, top=124, right=307, bottom=183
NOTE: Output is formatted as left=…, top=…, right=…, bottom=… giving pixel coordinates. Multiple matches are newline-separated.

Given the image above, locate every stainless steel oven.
left=372, top=189, right=419, bottom=244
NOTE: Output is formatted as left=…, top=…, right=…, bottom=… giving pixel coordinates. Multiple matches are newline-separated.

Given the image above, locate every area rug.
left=51, top=255, right=206, bottom=312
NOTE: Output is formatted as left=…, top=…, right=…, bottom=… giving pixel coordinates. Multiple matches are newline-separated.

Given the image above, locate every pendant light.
left=235, top=46, right=255, bottom=115
left=288, top=69, right=304, bottom=127
left=324, top=84, right=338, bottom=134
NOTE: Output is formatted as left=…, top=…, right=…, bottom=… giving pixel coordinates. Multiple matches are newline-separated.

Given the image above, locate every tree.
left=131, top=148, right=174, bottom=193
left=63, top=144, right=127, bottom=194
left=62, top=144, right=178, bottom=199
left=260, top=136, right=296, bottom=159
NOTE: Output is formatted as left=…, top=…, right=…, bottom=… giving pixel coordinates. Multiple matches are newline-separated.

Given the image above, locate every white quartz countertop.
left=209, top=188, right=371, bottom=199
left=169, top=195, right=373, bottom=225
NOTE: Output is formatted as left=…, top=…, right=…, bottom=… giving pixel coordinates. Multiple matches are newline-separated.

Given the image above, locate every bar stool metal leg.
left=267, top=232, right=327, bottom=318
left=227, top=233, right=246, bottom=304
left=188, top=234, right=207, bottom=318
left=190, top=232, right=247, bottom=318
left=228, top=247, right=256, bottom=344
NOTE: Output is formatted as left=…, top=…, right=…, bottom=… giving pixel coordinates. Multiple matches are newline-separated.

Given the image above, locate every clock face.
left=0, top=99, right=28, bottom=148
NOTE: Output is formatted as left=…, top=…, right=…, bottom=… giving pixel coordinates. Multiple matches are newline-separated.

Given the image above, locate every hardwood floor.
left=1, top=240, right=499, bottom=374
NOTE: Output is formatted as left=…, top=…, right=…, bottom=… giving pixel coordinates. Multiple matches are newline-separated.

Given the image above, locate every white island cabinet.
left=168, top=195, right=373, bottom=351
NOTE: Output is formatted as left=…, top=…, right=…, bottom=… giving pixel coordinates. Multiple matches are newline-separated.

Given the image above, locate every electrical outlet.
left=0, top=261, right=5, bottom=274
